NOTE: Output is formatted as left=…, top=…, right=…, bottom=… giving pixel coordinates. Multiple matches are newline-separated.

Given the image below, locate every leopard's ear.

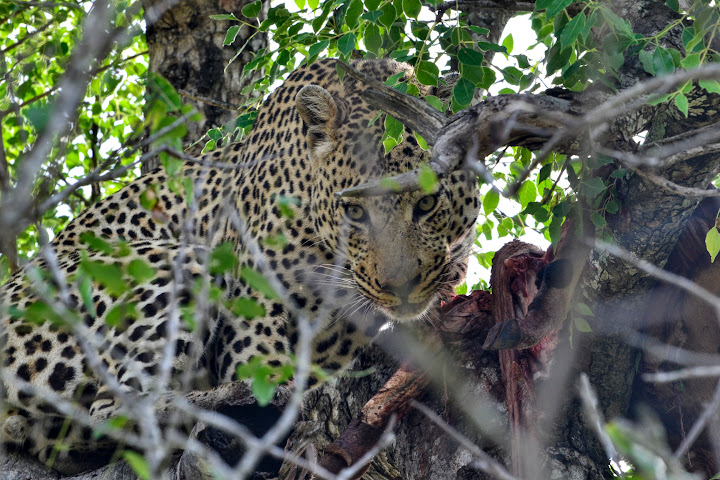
left=296, top=85, right=341, bottom=159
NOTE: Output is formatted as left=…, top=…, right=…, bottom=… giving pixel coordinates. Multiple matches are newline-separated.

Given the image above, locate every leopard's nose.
left=379, top=274, right=422, bottom=301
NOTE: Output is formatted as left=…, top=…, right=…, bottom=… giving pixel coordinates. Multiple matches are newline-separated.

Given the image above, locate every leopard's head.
left=296, top=72, right=480, bottom=322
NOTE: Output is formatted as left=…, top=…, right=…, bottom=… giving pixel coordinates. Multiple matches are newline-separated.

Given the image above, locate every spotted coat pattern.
left=0, top=59, right=480, bottom=474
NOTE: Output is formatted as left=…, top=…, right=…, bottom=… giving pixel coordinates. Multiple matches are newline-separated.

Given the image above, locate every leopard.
left=0, top=58, right=480, bottom=475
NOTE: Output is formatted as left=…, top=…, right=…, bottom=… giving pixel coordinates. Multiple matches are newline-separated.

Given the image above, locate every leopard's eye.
left=345, top=204, right=367, bottom=222
left=415, top=195, right=438, bottom=215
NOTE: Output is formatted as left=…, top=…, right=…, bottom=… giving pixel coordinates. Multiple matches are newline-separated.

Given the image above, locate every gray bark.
left=141, top=0, right=268, bottom=171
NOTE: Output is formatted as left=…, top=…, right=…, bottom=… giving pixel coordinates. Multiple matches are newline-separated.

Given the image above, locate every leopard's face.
left=297, top=80, right=480, bottom=322
left=336, top=173, right=479, bottom=321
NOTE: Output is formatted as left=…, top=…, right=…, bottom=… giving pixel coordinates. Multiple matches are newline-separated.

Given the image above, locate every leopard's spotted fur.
left=0, top=58, right=480, bottom=474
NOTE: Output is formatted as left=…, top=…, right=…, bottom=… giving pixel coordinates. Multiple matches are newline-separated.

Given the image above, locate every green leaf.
left=545, top=0, right=574, bottom=18
left=252, top=374, right=277, bottom=406
left=652, top=47, right=675, bottom=76
left=231, top=297, right=266, bottom=319
left=483, top=190, right=500, bottom=215
left=476, top=41, right=507, bottom=53
left=209, top=13, right=239, bottom=20
left=78, top=276, right=95, bottom=318
left=666, top=0, right=679, bottom=11
left=224, top=25, right=240, bottom=45
left=415, top=132, right=428, bottom=150
left=276, top=49, right=291, bottom=66
left=501, top=33, right=513, bottom=54
left=128, top=259, right=155, bottom=284
left=549, top=216, right=563, bottom=248
left=202, top=141, right=217, bottom=155
left=681, top=53, right=701, bottom=70
left=560, top=12, right=586, bottom=48
left=140, top=187, right=158, bottom=211
left=700, top=79, right=720, bottom=94
left=241, top=266, right=278, bottom=299
left=294, top=0, right=305, bottom=8
left=106, top=302, right=138, bottom=329
left=80, top=256, right=128, bottom=297
left=638, top=49, right=654, bottom=75
left=379, top=3, right=396, bottom=27
left=452, top=77, right=475, bottom=107
left=538, top=164, right=552, bottom=184
left=580, top=177, right=606, bottom=198
left=123, top=451, right=151, bottom=480
left=345, top=0, right=363, bottom=29
left=402, top=0, right=421, bottom=18
left=415, top=61, right=439, bottom=86
left=208, top=128, right=222, bottom=141
left=361, top=10, right=382, bottom=23
left=517, top=181, right=537, bottom=209
left=338, top=33, right=356, bottom=56
left=675, top=93, right=688, bottom=117
left=536, top=0, right=552, bottom=9
left=364, top=24, right=382, bottom=53
left=424, top=95, right=444, bottom=111
left=384, top=114, right=403, bottom=140
left=241, top=1, right=262, bottom=18
left=468, top=25, right=490, bottom=35
left=418, top=165, right=438, bottom=193
left=574, top=302, right=594, bottom=317
left=147, top=73, right=182, bottom=111
left=552, top=201, right=571, bottom=219
left=706, top=227, right=720, bottom=262
left=210, top=243, right=238, bottom=275
left=79, top=232, right=113, bottom=255
left=24, top=102, right=52, bottom=133
left=647, top=93, right=672, bottom=106
left=590, top=212, right=607, bottom=227
left=457, top=47, right=484, bottom=66
left=309, top=0, right=319, bottom=8
left=573, top=316, right=593, bottom=332
left=546, top=44, right=572, bottom=75
left=308, top=40, right=329, bottom=59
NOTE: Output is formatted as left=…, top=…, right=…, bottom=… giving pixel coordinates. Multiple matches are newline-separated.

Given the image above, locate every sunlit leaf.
left=241, top=266, right=278, bottom=299
left=123, top=451, right=150, bottom=480
left=674, top=93, right=688, bottom=117
left=483, top=190, right=500, bottom=215
left=706, top=227, right=720, bottom=263
left=418, top=165, right=438, bottom=193
left=210, top=243, right=238, bottom=275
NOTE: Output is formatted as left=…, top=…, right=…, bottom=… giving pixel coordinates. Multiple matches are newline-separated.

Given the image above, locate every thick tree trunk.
left=141, top=0, right=268, bottom=171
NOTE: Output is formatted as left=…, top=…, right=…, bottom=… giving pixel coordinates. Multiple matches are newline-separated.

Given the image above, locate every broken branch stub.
left=335, top=61, right=574, bottom=198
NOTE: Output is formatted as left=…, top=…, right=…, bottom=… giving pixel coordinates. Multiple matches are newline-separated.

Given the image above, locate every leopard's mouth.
left=377, top=291, right=437, bottom=321
left=353, top=276, right=435, bottom=321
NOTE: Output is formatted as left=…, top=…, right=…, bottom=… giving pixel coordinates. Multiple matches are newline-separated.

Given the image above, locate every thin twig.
left=178, top=88, right=241, bottom=111
left=578, top=374, right=621, bottom=469
left=674, top=379, right=720, bottom=459
left=643, top=365, right=720, bottom=383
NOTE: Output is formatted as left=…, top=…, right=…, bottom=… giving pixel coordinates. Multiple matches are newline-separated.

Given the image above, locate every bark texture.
left=141, top=0, right=267, bottom=171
